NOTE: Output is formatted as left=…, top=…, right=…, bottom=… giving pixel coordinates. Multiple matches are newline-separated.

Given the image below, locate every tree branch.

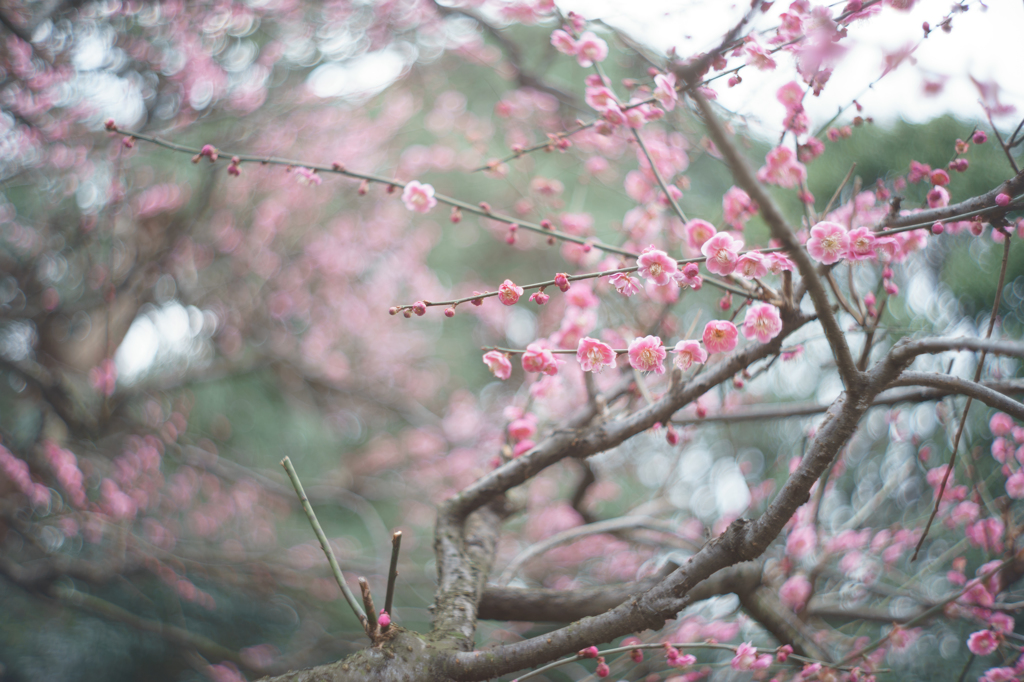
left=683, top=87, right=861, bottom=391
left=889, top=371, right=1024, bottom=421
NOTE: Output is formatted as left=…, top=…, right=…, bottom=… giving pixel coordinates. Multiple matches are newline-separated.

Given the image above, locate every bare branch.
left=890, top=371, right=1024, bottom=421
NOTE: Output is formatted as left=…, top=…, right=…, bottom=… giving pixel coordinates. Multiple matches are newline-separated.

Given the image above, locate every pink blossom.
left=550, top=29, right=576, bottom=55
left=807, top=221, right=850, bottom=264
left=967, top=629, right=1001, bottom=656
left=577, top=337, right=617, bottom=373
left=776, top=644, right=793, bottom=663
left=609, top=272, right=641, bottom=297
left=684, top=219, right=717, bottom=251
left=554, top=273, right=571, bottom=292
left=483, top=351, right=512, bottom=380
left=846, top=226, right=877, bottom=261
left=980, top=667, right=1017, bottom=682
left=766, top=252, right=796, bottom=274
left=786, top=525, right=817, bottom=559
left=512, top=440, right=534, bottom=457
left=508, top=416, right=537, bottom=442
left=522, top=343, right=561, bottom=375
left=637, top=247, right=678, bottom=286
left=991, top=413, right=1014, bottom=436
left=908, top=160, right=932, bottom=183
left=722, top=186, right=758, bottom=228
left=742, top=304, right=784, bottom=343
left=674, top=262, right=703, bottom=290
left=927, top=185, right=950, bottom=208
left=585, top=86, right=617, bottom=111
left=735, top=251, right=768, bottom=278
left=628, top=336, right=667, bottom=374
left=401, top=180, right=437, bottom=213
left=701, top=233, right=743, bottom=276
left=294, top=167, right=321, bottom=186
left=1006, top=470, right=1024, bottom=499
left=673, top=340, right=707, bottom=371
left=595, top=658, right=610, bottom=677
left=780, top=574, right=812, bottom=611
left=378, top=610, right=391, bottom=628
left=575, top=32, right=608, bottom=67
left=777, top=81, right=804, bottom=110
left=745, top=39, right=777, bottom=70
left=565, top=285, right=599, bottom=308
left=89, top=358, right=118, bottom=397
left=702, top=320, right=739, bottom=354
left=757, top=146, right=807, bottom=189
left=731, top=642, right=773, bottom=671
left=930, top=168, right=950, bottom=186
left=653, top=72, right=678, bottom=111
left=498, top=279, right=523, bottom=305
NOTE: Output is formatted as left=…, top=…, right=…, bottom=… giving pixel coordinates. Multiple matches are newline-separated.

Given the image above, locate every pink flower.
left=498, top=279, right=523, bottom=305
left=577, top=337, right=617, bottom=373
left=996, top=192, right=1011, bottom=206
left=401, top=181, right=437, bottom=213
left=653, top=72, right=678, bottom=111
left=522, top=343, right=561, bottom=375
left=609, top=272, right=641, bottom=297
left=684, top=219, right=717, bottom=251
left=930, top=169, right=951, bottom=186
left=742, top=304, right=784, bottom=343
left=745, top=39, right=777, bottom=70
left=585, top=86, right=618, bottom=111
left=974, top=130, right=988, bottom=144
left=550, top=29, right=577, bottom=55
left=294, top=167, right=321, bottom=186
left=701, top=233, right=743, bottom=276
left=637, top=247, right=678, bottom=286
left=1006, top=470, right=1024, bottom=499
left=757, top=146, right=807, bottom=188
left=89, top=358, right=118, bottom=397
left=628, top=335, right=667, bottom=374
left=722, top=186, right=758, bottom=228
left=807, top=221, right=850, bottom=264
left=908, top=160, right=931, bottom=183
left=967, top=630, right=1001, bottom=656
left=702, top=320, right=739, bottom=354
left=674, top=262, right=703, bottom=290
left=735, top=251, right=768, bottom=278
left=766, top=252, right=796, bottom=274
left=779, top=574, right=812, bottom=611
left=508, top=416, right=537, bottom=442
left=483, top=351, right=512, bottom=380
left=673, top=340, right=707, bottom=371
left=928, top=185, right=950, bottom=208
left=776, top=644, right=793, bottom=663
left=786, top=525, right=817, bottom=559
left=980, top=667, right=1017, bottom=682
left=595, top=658, right=610, bottom=677
left=846, top=226, right=877, bottom=261
left=378, top=610, right=391, bottom=628
left=554, top=273, right=571, bottom=292
left=575, top=32, right=608, bottom=67
left=991, top=413, right=1014, bottom=437
left=731, top=643, right=772, bottom=671
left=777, top=81, right=804, bottom=110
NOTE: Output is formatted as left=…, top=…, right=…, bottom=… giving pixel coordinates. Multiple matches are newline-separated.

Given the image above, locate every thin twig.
left=280, top=456, right=368, bottom=632
left=384, top=530, right=402, bottom=623
left=359, top=577, right=379, bottom=636
left=911, top=231, right=1011, bottom=559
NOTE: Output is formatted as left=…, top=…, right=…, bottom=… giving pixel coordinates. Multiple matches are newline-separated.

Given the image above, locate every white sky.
left=558, top=0, right=1024, bottom=132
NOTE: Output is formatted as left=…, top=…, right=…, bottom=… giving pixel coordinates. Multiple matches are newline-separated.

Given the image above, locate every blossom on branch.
left=672, top=340, right=707, bottom=371
left=637, top=247, right=678, bottom=286
left=498, top=280, right=523, bottom=305
left=701, top=233, right=743, bottom=276
left=742, top=304, right=783, bottom=343
left=483, top=351, right=512, bottom=380
left=401, top=181, right=437, bottom=213
left=628, top=336, right=667, bottom=374
left=609, top=272, right=641, bottom=297
left=703, top=320, right=739, bottom=354
left=576, top=337, right=617, bottom=373
left=522, top=343, right=561, bottom=376
left=807, top=221, right=850, bottom=264
left=574, top=32, right=608, bottom=67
